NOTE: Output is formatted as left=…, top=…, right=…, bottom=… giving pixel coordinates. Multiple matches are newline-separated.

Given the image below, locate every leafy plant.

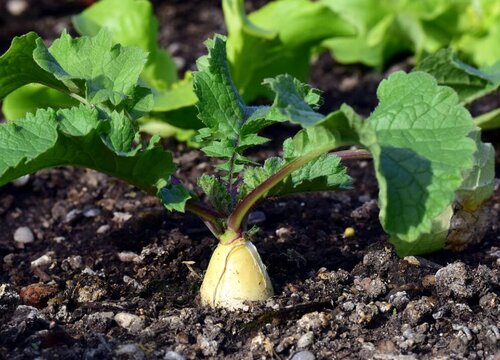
left=0, top=31, right=492, bottom=309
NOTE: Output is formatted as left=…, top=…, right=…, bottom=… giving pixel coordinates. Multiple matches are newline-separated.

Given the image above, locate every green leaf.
left=223, top=0, right=354, bottom=101
left=2, top=84, right=78, bottom=121
left=0, top=106, right=175, bottom=194
left=73, top=0, right=177, bottom=91
left=34, top=30, right=148, bottom=107
left=363, top=71, right=476, bottom=255
left=414, top=48, right=498, bottom=104
left=262, top=74, right=324, bottom=127
left=0, top=33, right=68, bottom=99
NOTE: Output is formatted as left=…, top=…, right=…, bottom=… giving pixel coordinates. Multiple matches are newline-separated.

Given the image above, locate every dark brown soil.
left=0, top=1, right=499, bottom=360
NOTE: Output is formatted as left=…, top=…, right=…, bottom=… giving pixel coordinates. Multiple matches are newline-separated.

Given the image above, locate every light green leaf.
left=452, top=0, right=500, bottom=67
left=73, top=0, right=177, bottom=90
left=224, top=0, right=354, bottom=101
left=364, top=71, right=476, bottom=254
left=0, top=106, right=175, bottom=195
left=322, top=0, right=465, bottom=67
left=2, top=84, right=77, bottom=121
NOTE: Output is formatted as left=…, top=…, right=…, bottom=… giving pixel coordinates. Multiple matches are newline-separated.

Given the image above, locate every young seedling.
left=0, top=31, right=492, bottom=309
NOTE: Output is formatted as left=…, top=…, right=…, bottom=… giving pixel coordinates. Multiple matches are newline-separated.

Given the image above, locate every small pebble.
left=297, top=331, right=314, bottom=348
left=96, top=225, right=110, bottom=234
left=6, top=0, right=28, bottom=16
left=164, top=351, right=186, bottom=360
left=117, top=251, right=140, bottom=263
left=276, top=226, right=291, bottom=239
left=30, top=253, right=53, bottom=269
left=291, top=350, right=315, bottom=360
left=64, top=209, right=82, bottom=224
left=115, top=343, right=145, bottom=360
left=247, top=211, right=266, bottom=225
left=113, top=212, right=132, bottom=223
left=14, top=227, right=34, bottom=244
left=0, top=283, right=21, bottom=316
left=114, top=312, right=144, bottom=333
left=12, top=175, right=30, bottom=187
left=83, top=208, right=100, bottom=218
left=435, top=262, right=473, bottom=300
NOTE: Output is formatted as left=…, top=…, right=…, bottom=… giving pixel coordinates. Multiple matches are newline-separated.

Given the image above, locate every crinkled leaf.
left=414, top=49, right=498, bottom=103
left=0, top=106, right=175, bottom=195
left=363, top=71, right=476, bottom=255
left=192, top=36, right=285, bottom=178
left=223, top=0, right=354, bottom=101
left=261, top=75, right=324, bottom=127
left=33, top=31, right=148, bottom=107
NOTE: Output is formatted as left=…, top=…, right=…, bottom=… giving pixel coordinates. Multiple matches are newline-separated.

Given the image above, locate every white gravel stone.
left=12, top=175, right=30, bottom=187
left=30, top=253, right=53, bottom=269
left=297, top=331, right=314, bottom=348
left=14, top=227, right=34, bottom=244
left=117, top=251, right=140, bottom=263
left=96, top=225, right=110, bottom=234
left=114, top=312, right=144, bottom=333
left=6, top=0, right=28, bottom=16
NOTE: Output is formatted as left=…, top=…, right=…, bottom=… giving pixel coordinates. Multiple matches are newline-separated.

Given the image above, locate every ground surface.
left=0, top=1, right=499, bottom=360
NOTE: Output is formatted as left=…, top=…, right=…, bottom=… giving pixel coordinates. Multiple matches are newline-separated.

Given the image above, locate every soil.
left=0, top=1, right=499, bottom=360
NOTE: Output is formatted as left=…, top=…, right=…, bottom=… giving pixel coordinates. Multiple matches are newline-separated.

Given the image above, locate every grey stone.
left=297, top=331, right=314, bottom=348
left=114, top=312, right=144, bottom=333
left=115, top=343, right=145, bottom=360
left=164, top=351, right=186, bottom=360
left=291, top=350, right=315, bottom=360
left=14, top=227, right=34, bottom=244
